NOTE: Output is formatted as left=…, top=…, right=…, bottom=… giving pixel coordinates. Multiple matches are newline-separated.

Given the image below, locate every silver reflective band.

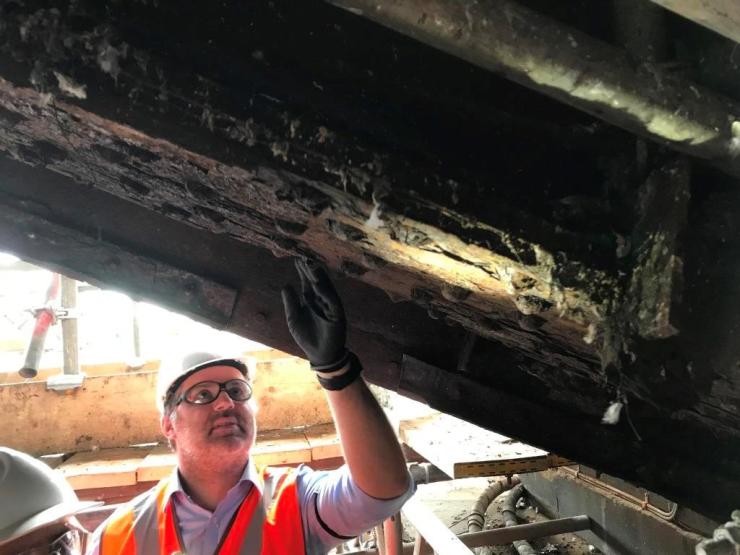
left=176, top=379, right=252, bottom=406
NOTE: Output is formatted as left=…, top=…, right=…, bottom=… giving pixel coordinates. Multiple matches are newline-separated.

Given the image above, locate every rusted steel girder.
left=327, top=0, right=740, bottom=178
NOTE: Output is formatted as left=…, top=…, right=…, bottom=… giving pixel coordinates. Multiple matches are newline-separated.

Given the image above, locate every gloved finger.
left=296, top=259, right=314, bottom=303
left=281, top=286, right=307, bottom=330
left=298, top=257, right=321, bottom=284
left=308, top=267, right=343, bottom=320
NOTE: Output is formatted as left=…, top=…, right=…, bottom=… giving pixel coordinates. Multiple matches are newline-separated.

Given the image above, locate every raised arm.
left=282, top=259, right=409, bottom=499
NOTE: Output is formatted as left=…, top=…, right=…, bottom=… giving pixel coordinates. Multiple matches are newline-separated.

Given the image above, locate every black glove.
left=281, top=259, right=348, bottom=371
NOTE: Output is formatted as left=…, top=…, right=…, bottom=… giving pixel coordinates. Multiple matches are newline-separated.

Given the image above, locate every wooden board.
left=2, top=372, right=162, bottom=456
left=2, top=357, right=332, bottom=455
left=58, top=447, right=149, bottom=490
left=305, top=422, right=342, bottom=461
left=136, top=443, right=176, bottom=483
left=252, top=357, right=332, bottom=431
left=252, top=428, right=312, bottom=467
left=400, top=413, right=551, bottom=478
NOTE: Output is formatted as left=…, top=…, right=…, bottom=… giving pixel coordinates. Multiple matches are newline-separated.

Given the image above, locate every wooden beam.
left=59, top=447, right=149, bottom=490
left=327, top=0, right=740, bottom=177
left=649, top=0, right=740, bottom=44
left=399, top=355, right=740, bottom=520
left=0, top=201, right=237, bottom=327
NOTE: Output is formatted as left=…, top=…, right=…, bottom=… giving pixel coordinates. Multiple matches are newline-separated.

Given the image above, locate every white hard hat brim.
left=0, top=499, right=102, bottom=546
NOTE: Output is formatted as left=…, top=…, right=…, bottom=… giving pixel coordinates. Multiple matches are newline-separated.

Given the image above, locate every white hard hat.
left=156, top=351, right=249, bottom=413
left=0, top=447, right=100, bottom=546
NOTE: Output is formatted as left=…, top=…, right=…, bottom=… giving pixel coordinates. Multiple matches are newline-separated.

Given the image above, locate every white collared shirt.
left=86, top=460, right=414, bottom=555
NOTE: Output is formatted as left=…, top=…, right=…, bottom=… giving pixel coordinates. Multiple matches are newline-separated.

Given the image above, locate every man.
left=88, top=259, right=414, bottom=554
left=0, top=447, right=98, bottom=555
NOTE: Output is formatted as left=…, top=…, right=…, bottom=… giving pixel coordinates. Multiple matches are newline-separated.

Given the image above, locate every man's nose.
left=212, top=389, right=235, bottom=411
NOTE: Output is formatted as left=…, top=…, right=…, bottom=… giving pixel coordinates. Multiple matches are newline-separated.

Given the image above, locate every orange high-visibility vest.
left=99, top=466, right=305, bottom=555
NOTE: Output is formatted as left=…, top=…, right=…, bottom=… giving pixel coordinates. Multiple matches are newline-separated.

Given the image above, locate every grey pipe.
left=502, top=484, right=537, bottom=555
left=327, top=0, right=740, bottom=178
left=345, top=516, right=591, bottom=554
left=467, top=476, right=520, bottom=555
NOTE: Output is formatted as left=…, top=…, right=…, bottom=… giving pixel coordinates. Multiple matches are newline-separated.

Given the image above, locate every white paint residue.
left=53, top=72, right=87, bottom=99
left=364, top=203, right=384, bottom=231
left=583, top=323, right=597, bottom=345
left=601, top=401, right=623, bottom=425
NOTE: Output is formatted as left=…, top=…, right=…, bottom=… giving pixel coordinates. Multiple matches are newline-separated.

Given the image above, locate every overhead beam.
left=649, top=0, right=740, bottom=44
left=327, top=0, right=740, bottom=177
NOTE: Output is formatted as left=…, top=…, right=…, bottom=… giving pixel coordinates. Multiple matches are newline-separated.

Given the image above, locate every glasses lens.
left=225, top=379, right=251, bottom=401
left=50, top=529, right=81, bottom=555
left=185, top=382, right=219, bottom=404
left=183, top=380, right=251, bottom=404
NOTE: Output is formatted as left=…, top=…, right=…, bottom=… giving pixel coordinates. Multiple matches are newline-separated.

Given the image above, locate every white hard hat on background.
left=156, top=351, right=250, bottom=414
left=0, top=447, right=100, bottom=547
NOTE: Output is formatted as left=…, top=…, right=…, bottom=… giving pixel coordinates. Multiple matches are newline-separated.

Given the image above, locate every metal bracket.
left=46, top=373, right=85, bottom=391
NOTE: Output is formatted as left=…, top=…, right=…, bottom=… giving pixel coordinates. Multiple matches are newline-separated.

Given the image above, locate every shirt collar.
left=163, top=457, right=263, bottom=506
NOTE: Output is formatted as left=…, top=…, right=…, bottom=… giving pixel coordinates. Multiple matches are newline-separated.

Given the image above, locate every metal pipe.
left=561, top=466, right=678, bottom=521
left=19, top=273, right=60, bottom=378
left=383, top=513, right=404, bottom=555
left=408, top=462, right=449, bottom=485
left=374, top=523, right=386, bottom=555
left=345, top=516, right=591, bottom=554
left=462, top=515, right=591, bottom=547
left=468, top=476, right=520, bottom=555
left=501, top=484, right=536, bottom=555
left=327, top=0, right=740, bottom=178
left=467, top=476, right=520, bottom=534
left=60, top=275, right=80, bottom=375
left=403, top=495, right=474, bottom=555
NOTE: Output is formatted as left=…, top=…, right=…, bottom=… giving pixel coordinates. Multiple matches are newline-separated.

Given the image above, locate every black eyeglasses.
left=18, top=528, right=83, bottom=555
left=175, top=379, right=252, bottom=406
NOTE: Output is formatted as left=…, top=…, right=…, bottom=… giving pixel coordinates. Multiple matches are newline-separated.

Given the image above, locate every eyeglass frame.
left=173, top=379, right=253, bottom=407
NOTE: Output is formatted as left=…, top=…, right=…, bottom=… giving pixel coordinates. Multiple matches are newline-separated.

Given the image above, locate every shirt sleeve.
left=296, top=464, right=416, bottom=555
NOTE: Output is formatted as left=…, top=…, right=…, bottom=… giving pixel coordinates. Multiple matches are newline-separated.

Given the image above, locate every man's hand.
left=281, top=259, right=347, bottom=369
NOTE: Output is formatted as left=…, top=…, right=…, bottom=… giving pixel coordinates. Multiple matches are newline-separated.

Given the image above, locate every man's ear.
left=161, top=411, right=175, bottom=440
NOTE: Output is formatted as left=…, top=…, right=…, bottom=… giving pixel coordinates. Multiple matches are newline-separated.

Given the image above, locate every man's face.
left=161, top=364, right=257, bottom=464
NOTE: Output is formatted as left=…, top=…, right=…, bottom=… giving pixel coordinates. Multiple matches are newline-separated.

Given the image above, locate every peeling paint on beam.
left=328, top=0, right=740, bottom=178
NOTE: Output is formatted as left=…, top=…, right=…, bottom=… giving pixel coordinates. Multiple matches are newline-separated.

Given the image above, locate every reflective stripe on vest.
left=100, top=466, right=306, bottom=555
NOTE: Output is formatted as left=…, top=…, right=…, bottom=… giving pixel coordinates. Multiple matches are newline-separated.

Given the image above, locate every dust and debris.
left=53, top=71, right=87, bottom=99
left=228, top=118, right=257, bottom=147
left=200, top=103, right=215, bottom=132
left=316, top=126, right=333, bottom=144
left=365, top=202, right=384, bottom=230
left=270, top=141, right=289, bottom=162
left=615, top=233, right=630, bottom=258
left=514, top=294, right=553, bottom=316
left=601, top=401, right=623, bottom=424
left=289, top=119, right=301, bottom=139
left=583, top=322, right=597, bottom=344
left=97, top=40, right=128, bottom=83
left=252, top=50, right=265, bottom=61
left=441, top=284, right=471, bottom=302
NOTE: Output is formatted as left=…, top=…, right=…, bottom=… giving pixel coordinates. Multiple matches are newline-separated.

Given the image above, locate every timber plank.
left=136, top=443, right=176, bottom=483
left=253, top=357, right=332, bottom=432
left=2, top=358, right=332, bottom=455
left=304, top=422, right=342, bottom=461
left=58, top=447, right=150, bottom=490
left=400, top=413, right=546, bottom=479
left=252, top=428, right=312, bottom=467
